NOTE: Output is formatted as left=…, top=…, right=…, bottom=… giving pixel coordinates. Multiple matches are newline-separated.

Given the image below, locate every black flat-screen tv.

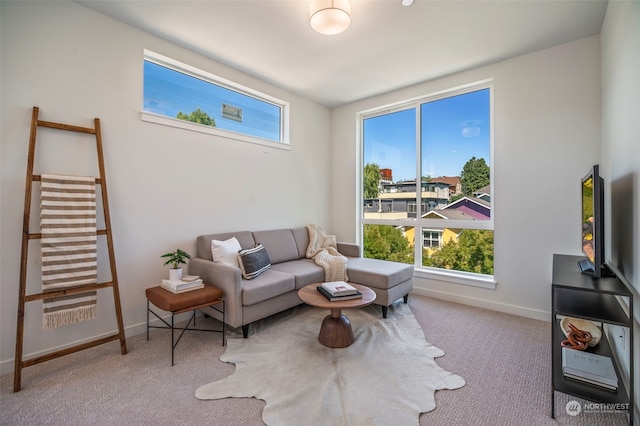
left=579, top=164, right=608, bottom=278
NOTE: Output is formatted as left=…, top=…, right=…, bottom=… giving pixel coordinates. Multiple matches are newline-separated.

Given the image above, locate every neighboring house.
left=442, top=196, right=491, bottom=220
left=431, top=176, right=462, bottom=197
left=473, top=184, right=491, bottom=203
left=404, top=195, right=491, bottom=251
left=365, top=171, right=491, bottom=250
left=364, top=179, right=451, bottom=219
left=364, top=175, right=463, bottom=219
left=379, top=168, right=393, bottom=186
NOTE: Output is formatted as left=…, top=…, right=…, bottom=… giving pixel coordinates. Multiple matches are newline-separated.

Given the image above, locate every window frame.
left=142, top=50, right=290, bottom=150
left=422, top=229, right=442, bottom=248
left=358, top=80, right=496, bottom=289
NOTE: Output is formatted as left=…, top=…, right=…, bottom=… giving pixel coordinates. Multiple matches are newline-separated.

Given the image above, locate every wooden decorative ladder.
left=13, top=106, right=127, bottom=392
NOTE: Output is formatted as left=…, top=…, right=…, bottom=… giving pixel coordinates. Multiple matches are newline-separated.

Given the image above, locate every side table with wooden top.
left=298, top=282, right=376, bottom=348
left=146, top=283, right=225, bottom=365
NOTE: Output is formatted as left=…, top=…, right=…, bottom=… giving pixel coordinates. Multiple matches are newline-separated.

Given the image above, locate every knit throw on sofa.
left=40, top=174, right=98, bottom=329
left=306, top=224, right=348, bottom=282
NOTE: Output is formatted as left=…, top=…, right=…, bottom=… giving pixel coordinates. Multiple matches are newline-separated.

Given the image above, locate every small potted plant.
left=161, top=248, right=191, bottom=281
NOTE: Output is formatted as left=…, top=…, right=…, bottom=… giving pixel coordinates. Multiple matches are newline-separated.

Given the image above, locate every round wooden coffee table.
left=298, top=282, right=376, bottom=348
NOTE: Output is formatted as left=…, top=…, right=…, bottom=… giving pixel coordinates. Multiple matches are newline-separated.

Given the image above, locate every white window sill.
left=141, top=112, right=291, bottom=151
left=414, top=267, right=497, bottom=289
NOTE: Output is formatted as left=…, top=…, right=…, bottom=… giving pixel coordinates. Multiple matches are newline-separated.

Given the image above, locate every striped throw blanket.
left=41, top=174, right=97, bottom=329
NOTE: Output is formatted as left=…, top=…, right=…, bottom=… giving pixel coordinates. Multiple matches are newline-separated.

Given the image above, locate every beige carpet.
left=196, top=302, right=465, bottom=425
left=0, top=294, right=631, bottom=425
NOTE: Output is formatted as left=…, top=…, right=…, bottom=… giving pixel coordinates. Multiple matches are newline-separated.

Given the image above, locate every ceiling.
left=77, top=0, right=608, bottom=108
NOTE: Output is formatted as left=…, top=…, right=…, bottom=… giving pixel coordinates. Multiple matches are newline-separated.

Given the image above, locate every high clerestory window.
left=142, top=50, right=289, bottom=148
left=360, top=81, right=494, bottom=288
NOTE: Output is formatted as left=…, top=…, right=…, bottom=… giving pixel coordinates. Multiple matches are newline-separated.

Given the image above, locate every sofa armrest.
left=337, top=242, right=361, bottom=258
left=188, top=258, right=243, bottom=328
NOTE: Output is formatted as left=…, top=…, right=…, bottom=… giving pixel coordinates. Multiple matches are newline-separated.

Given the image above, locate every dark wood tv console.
left=551, top=254, right=634, bottom=424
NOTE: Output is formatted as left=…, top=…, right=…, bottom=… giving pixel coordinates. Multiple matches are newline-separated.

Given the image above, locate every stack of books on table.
left=562, top=347, right=618, bottom=391
left=317, top=281, right=362, bottom=302
left=161, top=275, right=204, bottom=294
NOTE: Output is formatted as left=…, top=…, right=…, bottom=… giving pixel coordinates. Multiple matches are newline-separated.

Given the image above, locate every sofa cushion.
left=242, top=270, right=295, bottom=306
left=270, top=259, right=325, bottom=289
left=238, top=244, right=271, bottom=279
left=252, top=229, right=299, bottom=264
left=346, top=257, right=414, bottom=289
left=291, top=227, right=310, bottom=259
left=197, top=231, right=255, bottom=260
left=211, top=237, right=242, bottom=267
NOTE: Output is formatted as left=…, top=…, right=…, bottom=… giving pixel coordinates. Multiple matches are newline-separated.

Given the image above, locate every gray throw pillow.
left=238, top=244, right=271, bottom=279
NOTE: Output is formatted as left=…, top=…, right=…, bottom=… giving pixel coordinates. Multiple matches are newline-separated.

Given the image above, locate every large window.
left=142, top=50, right=289, bottom=148
left=361, top=82, right=494, bottom=286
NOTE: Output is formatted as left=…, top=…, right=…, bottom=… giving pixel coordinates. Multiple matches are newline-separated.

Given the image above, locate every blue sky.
left=143, top=61, right=281, bottom=142
left=364, top=88, right=490, bottom=182
left=144, top=60, right=489, bottom=171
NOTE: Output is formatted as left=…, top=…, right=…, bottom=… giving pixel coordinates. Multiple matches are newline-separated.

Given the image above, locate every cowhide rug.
left=196, top=301, right=465, bottom=426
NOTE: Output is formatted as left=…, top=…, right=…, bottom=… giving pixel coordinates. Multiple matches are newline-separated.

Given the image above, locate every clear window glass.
left=421, top=89, right=491, bottom=221
left=363, top=108, right=416, bottom=220
left=422, top=229, right=494, bottom=275
left=363, top=224, right=414, bottom=265
left=361, top=84, right=493, bottom=279
left=143, top=51, right=288, bottom=146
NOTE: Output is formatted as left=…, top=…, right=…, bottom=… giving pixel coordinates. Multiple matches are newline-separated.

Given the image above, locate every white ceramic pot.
left=169, top=268, right=183, bottom=281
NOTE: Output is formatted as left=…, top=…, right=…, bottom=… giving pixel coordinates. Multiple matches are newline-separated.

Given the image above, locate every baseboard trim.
left=411, top=287, right=551, bottom=322
left=0, top=312, right=192, bottom=376
left=3, top=291, right=550, bottom=376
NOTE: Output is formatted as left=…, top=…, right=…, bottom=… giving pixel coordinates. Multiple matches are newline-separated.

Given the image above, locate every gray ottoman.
left=346, top=257, right=414, bottom=318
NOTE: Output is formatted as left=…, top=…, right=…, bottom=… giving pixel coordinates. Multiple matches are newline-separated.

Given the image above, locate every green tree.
left=363, top=224, right=413, bottom=264
left=449, top=193, right=465, bottom=203
left=176, top=107, right=216, bottom=126
left=363, top=163, right=381, bottom=199
left=460, top=157, right=490, bottom=195
left=423, top=230, right=494, bottom=274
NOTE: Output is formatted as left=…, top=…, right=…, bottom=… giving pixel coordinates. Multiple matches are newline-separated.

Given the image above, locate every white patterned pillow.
left=238, top=244, right=271, bottom=279
left=211, top=237, right=242, bottom=267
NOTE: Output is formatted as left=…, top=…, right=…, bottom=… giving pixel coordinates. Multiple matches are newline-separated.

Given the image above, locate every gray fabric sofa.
left=188, top=227, right=414, bottom=337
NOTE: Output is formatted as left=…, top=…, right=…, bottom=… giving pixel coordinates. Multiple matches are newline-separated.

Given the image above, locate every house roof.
left=423, top=209, right=481, bottom=221
left=474, top=184, right=491, bottom=195
left=430, top=176, right=461, bottom=186
left=445, top=196, right=491, bottom=210
left=420, top=196, right=492, bottom=220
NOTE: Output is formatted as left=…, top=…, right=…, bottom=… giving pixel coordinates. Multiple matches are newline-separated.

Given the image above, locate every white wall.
left=601, top=0, right=640, bottom=417
left=2, top=0, right=634, bottom=390
left=602, top=0, right=640, bottom=291
left=0, top=1, right=331, bottom=374
left=330, top=36, right=602, bottom=320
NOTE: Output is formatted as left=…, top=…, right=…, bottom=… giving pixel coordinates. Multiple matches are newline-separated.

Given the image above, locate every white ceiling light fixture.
left=310, top=0, right=351, bottom=35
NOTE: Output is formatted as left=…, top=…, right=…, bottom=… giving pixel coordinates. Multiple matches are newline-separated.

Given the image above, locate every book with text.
left=561, top=347, right=618, bottom=389
left=317, top=285, right=362, bottom=301
left=320, top=281, right=358, bottom=297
